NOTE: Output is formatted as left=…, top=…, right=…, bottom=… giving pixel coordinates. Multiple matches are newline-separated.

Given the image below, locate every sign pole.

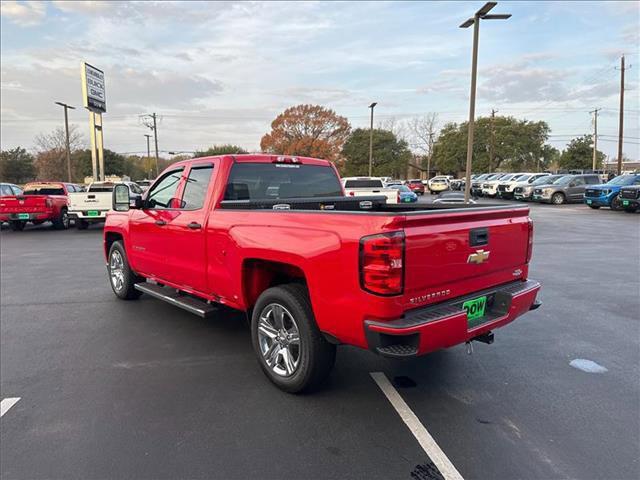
left=90, top=111, right=98, bottom=181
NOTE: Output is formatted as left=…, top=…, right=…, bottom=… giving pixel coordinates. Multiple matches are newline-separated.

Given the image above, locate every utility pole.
left=55, top=102, right=76, bottom=182
left=489, top=108, right=497, bottom=173
left=589, top=108, right=600, bottom=171
left=616, top=55, right=627, bottom=175
left=144, top=134, right=152, bottom=179
left=141, top=113, right=160, bottom=177
left=426, top=131, right=434, bottom=181
left=460, top=2, right=511, bottom=203
left=368, top=102, right=377, bottom=176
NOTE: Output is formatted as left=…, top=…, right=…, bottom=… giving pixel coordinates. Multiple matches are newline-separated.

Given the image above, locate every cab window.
left=181, top=165, right=214, bottom=210
left=146, top=168, right=185, bottom=209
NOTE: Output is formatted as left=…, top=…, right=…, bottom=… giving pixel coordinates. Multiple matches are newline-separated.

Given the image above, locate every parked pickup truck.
left=0, top=181, right=81, bottom=231
left=341, top=177, right=399, bottom=204
left=104, top=154, right=541, bottom=393
left=69, top=181, right=143, bottom=229
left=618, top=185, right=640, bottom=213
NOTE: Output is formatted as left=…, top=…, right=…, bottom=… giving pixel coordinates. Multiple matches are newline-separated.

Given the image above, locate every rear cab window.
left=344, top=179, right=384, bottom=189
left=23, top=184, right=65, bottom=195
left=225, top=163, right=342, bottom=200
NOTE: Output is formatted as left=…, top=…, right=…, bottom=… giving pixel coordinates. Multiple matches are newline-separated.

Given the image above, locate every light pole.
left=144, top=134, right=152, bottom=178
left=460, top=2, right=511, bottom=203
left=368, top=102, right=377, bottom=176
left=55, top=101, right=76, bottom=182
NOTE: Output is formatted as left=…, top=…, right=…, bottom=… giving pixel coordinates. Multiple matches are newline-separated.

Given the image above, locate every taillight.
left=45, top=198, right=53, bottom=208
left=359, top=231, right=405, bottom=296
left=349, top=191, right=355, bottom=196
left=526, top=218, right=534, bottom=263
left=397, top=190, right=401, bottom=203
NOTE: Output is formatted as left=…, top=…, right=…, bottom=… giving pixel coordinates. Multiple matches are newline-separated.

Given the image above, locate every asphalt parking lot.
left=1, top=200, right=638, bottom=480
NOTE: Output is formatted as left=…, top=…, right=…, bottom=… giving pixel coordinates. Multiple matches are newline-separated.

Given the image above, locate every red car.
left=0, top=181, right=79, bottom=231
left=104, top=154, right=541, bottom=392
left=406, top=179, right=426, bottom=195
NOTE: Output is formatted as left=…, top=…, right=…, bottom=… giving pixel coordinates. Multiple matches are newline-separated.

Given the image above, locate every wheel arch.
left=242, top=258, right=308, bottom=311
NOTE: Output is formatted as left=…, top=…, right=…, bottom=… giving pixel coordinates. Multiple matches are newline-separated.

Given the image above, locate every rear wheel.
left=107, top=241, right=143, bottom=300
left=52, top=208, right=70, bottom=230
left=551, top=192, right=565, bottom=205
left=10, top=220, right=25, bottom=231
left=251, top=284, right=336, bottom=393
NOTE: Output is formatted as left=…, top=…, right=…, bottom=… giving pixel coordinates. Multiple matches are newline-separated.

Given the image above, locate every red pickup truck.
left=104, top=154, right=541, bottom=392
left=0, top=181, right=79, bottom=231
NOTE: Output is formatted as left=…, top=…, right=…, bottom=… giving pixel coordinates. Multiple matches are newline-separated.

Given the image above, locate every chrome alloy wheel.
left=109, top=249, right=125, bottom=292
left=257, top=303, right=301, bottom=377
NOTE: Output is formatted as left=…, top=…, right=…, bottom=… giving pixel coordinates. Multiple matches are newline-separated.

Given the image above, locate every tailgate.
left=68, top=192, right=111, bottom=211
left=0, top=195, right=49, bottom=213
left=401, top=206, right=530, bottom=307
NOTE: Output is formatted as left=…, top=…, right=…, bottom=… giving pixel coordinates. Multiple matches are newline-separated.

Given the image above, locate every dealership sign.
left=81, top=62, right=106, bottom=113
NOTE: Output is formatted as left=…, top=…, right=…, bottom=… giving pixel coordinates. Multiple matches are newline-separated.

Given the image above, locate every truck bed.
left=219, top=195, right=520, bottom=214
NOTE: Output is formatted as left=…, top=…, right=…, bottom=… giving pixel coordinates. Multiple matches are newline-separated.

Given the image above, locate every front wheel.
left=551, top=193, right=565, bottom=205
left=588, top=205, right=600, bottom=209
left=624, top=207, right=638, bottom=213
left=251, top=284, right=336, bottom=393
left=107, top=241, right=143, bottom=300
left=610, top=195, right=622, bottom=211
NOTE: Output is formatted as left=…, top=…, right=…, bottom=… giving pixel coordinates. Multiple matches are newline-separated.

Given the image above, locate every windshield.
left=486, top=174, right=502, bottom=180
left=23, top=184, right=65, bottom=195
left=390, top=185, right=411, bottom=193
left=225, top=163, right=342, bottom=200
left=500, top=174, right=516, bottom=181
left=554, top=176, right=575, bottom=186
left=516, top=174, right=532, bottom=182
left=532, top=175, right=559, bottom=185
left=344, top=179, right=383, bottom=188
left=607, top=175, right=638, bottom=186
left=89, top=183, right=115, bottom=192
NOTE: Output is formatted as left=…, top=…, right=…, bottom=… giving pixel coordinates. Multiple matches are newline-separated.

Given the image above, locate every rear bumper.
left=2, top=212, right=55, bottom=221
left=365, top=279, right=541, bottom=358
left=69, top=211, right=107, bottom=221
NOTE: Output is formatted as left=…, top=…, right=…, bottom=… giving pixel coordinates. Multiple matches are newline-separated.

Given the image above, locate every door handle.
left=187, top=222, right=202, bottom=230
left=155, top=219, right=167, bottom=226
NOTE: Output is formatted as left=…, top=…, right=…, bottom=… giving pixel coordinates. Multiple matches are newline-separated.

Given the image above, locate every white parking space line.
left=371, top=372, right=464, bottom=480
left=1, top=397, right=21, bottom=417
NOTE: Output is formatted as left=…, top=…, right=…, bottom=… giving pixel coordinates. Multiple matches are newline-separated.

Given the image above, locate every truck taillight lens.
left=526, top=219, right=534, bottom=263
left=397, top=190, right=401, bottom=203
left=45, top=198, right=53, bottom=208
left=360, top=231, right=405, bottom=296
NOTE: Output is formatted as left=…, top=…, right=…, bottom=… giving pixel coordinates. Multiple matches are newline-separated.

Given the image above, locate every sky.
left=1, top=0, right=639, bottom=161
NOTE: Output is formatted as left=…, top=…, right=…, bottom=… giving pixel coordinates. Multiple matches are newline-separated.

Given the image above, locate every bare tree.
left=34, top=125, right=84, bottom=153
left=407, top=113, right=438, bottom=179
left=377, top=117, right=407, bottom=141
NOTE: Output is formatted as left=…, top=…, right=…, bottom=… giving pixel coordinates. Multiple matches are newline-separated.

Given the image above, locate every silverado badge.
left=467, top=249, right=490, bottom=265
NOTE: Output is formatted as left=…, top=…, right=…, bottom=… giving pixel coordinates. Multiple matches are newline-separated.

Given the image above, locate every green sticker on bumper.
left=87, top=210, right=99, bottom=217
left=17, top=213, right=30, bottom=220
left=623, top=200, right=629, bottom=206
left=463, top=296, right=487, bottom=323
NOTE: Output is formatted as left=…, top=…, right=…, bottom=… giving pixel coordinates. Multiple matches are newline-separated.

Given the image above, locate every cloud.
left=0, top=0, right=46, bottom=26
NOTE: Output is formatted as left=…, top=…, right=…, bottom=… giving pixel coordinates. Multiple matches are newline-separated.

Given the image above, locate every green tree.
left=0, top=147, right=36, bottom=183
left=558, top=135, right=605, bottom=170
left=341, top=128, right=412, bottom=177
left=194, top=145, right=248, bottom=157
left=432, top=116, right=551, bottom=174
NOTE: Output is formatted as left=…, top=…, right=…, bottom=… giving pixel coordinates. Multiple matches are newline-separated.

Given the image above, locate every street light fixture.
left=368, top=102, right=377, bottom=176
left=55, top=101, right=76, bottom=182
left=460, top=2, right=511, bottom=203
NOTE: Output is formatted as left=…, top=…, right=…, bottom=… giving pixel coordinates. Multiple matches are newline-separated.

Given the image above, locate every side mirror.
left=569, top=182, right=576, bottom=188
left=113, top=184, right=130, bottom=212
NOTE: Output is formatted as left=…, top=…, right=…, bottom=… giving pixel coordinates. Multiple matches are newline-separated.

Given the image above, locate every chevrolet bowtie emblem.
left=467, top=249, right=490, bottom=264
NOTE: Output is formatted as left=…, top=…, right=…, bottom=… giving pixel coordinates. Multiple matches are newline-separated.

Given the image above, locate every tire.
left=107, top=241, right=143, bottom=300
left=251, top=283, right=336, bottom=393
left=10, top=220, right=25, bottom=231
left=624, top=207, right=638, bottom=213
left=610, top=195, right=622, bottom=211
left=551, top=192, right=565, bottom=205
left=76, top=219, right=89, bottom=230
left=588, top=205, right=600, bottom=209
left=52, top=208, right=70, bottom=230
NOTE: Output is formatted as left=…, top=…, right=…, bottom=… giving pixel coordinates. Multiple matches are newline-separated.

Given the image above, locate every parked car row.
left=0, top=180, right=145, bottom=231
